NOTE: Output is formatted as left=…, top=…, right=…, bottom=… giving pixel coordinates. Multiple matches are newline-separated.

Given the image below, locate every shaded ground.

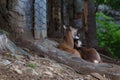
left=0, top=51, right=108, bottom=80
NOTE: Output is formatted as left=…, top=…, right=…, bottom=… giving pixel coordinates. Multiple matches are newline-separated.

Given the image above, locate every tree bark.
left=47, top=0, right=63, bottom=38
left=18, top=38, right=120, bottom=80
left=87, top=0, right=98, bottom=48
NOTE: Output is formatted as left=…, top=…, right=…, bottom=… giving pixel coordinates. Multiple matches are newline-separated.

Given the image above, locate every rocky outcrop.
left=0, top=0, right=47, bottom=41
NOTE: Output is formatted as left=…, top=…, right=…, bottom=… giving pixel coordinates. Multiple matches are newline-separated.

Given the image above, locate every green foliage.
left=96, top=12, right=120, bottom=58
left=95, top=0, right=120, bottom=10
left=27, top=63, right=37, bottom=69
left=95, top=0, right=110, bottom=5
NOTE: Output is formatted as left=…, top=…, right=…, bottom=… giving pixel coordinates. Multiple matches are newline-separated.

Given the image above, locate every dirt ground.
left=0, top=51, right=109, bottom=80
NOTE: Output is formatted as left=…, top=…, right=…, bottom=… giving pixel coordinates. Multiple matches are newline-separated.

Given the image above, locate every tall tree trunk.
left=47, top=0, right=63, bottom=38
left=87, top=0, right=98, bottom=48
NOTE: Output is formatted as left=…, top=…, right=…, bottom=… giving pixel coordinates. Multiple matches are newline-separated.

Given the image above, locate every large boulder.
left=0, top=0, right=47, bottom=41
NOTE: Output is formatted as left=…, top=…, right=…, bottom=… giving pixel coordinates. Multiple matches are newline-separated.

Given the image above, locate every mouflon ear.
left=63, top=25, right=72, bottom=31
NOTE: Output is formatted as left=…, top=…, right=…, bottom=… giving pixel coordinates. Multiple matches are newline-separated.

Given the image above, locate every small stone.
left=0, top=60, right=11, bottom=66
left=75, top=78, right=84, bottom=80
left=91, top=73, right=108, bottom=80
left=14, top=68, right=23, bottom=74
left=14, top=55, right=24, bottom=60
left=43, top=71, right=53, bottom=77
left=32, top=69, right=39, bottom=75
left=24, top=67, right=38, bottom=75
left=51, top=63, right=62, bottom=69
left=47, top=67, right=54, bottom=71
left=84, top=75, right=91, bottom=80
left=4, top=60, right=11, bottom=65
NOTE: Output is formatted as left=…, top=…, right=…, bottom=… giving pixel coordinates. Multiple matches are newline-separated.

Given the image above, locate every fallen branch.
left=17, top=38, right=120, bottom=80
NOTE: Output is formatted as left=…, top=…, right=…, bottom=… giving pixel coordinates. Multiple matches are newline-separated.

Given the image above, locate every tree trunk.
left=87, top=0, right=98, bottom=48
left=18, top=38, right=120, bottom=80
left=47, top=0, right=63, bottom=38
